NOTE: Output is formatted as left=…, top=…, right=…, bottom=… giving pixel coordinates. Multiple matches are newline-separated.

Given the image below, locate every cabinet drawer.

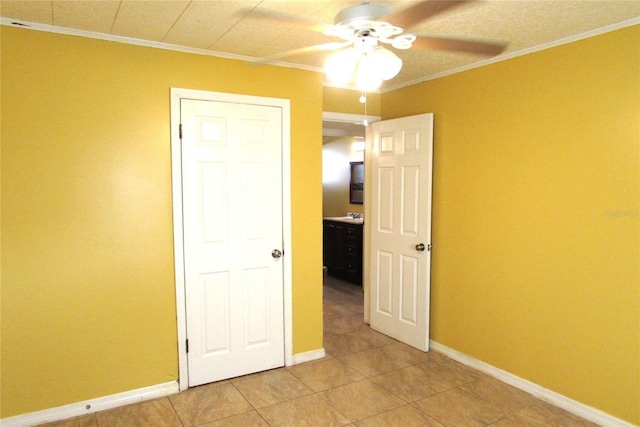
left=345, top=226, right=361, bottom=238
left=346, top=260, right=359, bottom=270
left=323, top=219, right=363, bottom=285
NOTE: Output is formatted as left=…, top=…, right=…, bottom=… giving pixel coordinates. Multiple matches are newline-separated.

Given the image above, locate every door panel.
left=378, top=167, right=394, bottom=230
left=400, top=254, right=418, bottom=324
left=202, top=272, right=230, bottom=354
left=181, top=99, right=284, bottom=386
left=369, top=113, right=434, bottom=351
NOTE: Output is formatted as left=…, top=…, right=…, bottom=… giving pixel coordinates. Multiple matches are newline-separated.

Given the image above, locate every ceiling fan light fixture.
left=372, top=22, right=403, bottom=40
left=245, top=0, right=511, bottom=94
left=325, top=48, right=359, bottom=85
left=390, top=34, right=417, bottom=50
left=369, top=46, right=402, bottom=80
left=325, top=43, right=401, bottom=90
left=355, top=54, right=383, bottom=91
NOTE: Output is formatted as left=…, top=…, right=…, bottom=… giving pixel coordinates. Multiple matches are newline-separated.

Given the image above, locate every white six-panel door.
left=369, top=113, right=434, bottom=351
left=180, top=98, right=285, bottom=386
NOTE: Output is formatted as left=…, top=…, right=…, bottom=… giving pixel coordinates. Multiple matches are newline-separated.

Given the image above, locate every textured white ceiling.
left=1, top=0, right=638, bottom=91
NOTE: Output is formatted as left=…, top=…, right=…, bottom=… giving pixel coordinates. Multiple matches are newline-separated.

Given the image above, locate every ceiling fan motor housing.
left=329, top=3, right=404, bottom=46
left=334, top=3, right=392, bottom=25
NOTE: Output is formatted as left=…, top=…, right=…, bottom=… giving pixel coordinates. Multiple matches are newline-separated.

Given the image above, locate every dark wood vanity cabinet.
left=323, top=219, right=363, bottom=285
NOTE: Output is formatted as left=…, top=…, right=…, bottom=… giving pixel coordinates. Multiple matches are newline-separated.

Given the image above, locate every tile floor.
left=40, top=275, right=598, bottom=427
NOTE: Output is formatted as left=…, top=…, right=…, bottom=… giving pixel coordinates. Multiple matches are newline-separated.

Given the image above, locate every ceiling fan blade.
left=381, top=0, right=473, bottom=29
left=254, top=41, right=351, bottom=64
left=412, top=35, right=508, bottom=56
left=240, top=7, right=333, bottom=33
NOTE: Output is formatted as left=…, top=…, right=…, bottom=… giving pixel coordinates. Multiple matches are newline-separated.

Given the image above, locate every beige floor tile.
left=489, top=415, right=539, bottom=426
left=258, top=393, right=351, bottom=426
left=198, top=410, right=269, bottom=426
left=169, top=381, right=253, bottom=426
left=38, top=414, right=98, bottom=427
left=324, top=313, right=368, bottom=334
left=324, top=286, right=361, bottom=306
left=370, top=365, right=449, bottom=402
left=338, top=301, right=365, bottom=314
left=324, top=276, right=363, bottom=295
left=325, top=304, right=348, bottom=320
left=513, top=401, right=600, bottom=426
left=288, top=358, right=365, bottom=391
left=460, top=377, right=539, bottom=415
left=324, top=330, right=388, bottom=357
left=338, top=347, right=413, bottom=377
left=232, top=368, right=314, bottom=408
left=351, top=328, right=398, bottom=346
left=319, top=379, right=405, bottom=422
left=326, top=303, right=360, bottom=317
left=379, top=342, right=432, bottom=364
left=413, top=387, right=507, bottom=427
left=355, top=405, right=445, bottom=427
left=323, top=295, right=344, bottom=306
left=415, top=352, right=486, bottom=388
left=95, top=397, right=182, bottom=427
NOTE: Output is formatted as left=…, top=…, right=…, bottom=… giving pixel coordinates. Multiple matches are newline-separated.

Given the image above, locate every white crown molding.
left=3, top=17, right=637, bottom=93
left=0, top=17, right=322, bottom=74
left=1, top=381, right=179, bottom=427
left=382, top=17, right=640, bottom=92
left=430, top=341, right=635, bottom=427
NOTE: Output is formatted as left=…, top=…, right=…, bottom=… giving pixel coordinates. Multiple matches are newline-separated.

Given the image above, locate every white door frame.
left=170, top=87, right=293, bottom=390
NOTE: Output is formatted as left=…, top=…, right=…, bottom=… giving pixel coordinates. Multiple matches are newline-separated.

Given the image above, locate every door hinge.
left=185, top=338, right=189, bottom=353
left=427, top=244, right=432, bottom=252
left=179, top=123, right=183, bottom=139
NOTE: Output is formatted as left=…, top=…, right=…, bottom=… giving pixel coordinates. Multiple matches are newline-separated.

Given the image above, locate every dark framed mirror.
left=350, top=161, right=364, bottom=204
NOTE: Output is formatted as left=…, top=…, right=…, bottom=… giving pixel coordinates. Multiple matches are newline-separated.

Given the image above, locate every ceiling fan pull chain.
left=361, top=91, right=368, bottom=126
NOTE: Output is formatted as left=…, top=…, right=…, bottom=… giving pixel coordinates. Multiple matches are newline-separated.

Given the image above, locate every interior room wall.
left=1, top=26, right=324, bottom=418
left=381, top=25, right=639, bottom=424
left=323, top=86, right=381, bottom=117
left=322, top=137, right=365, bottom=218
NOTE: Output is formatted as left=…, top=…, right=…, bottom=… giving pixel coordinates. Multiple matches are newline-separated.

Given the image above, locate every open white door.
left=180, top=98, right=286, bottom=386
left=368, top=113, right=434, bottom=351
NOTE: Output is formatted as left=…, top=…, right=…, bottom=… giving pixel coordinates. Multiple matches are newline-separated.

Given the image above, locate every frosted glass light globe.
left=325, top=48, right=358, bottom=85
left=370, top=46, right=402, bottom=80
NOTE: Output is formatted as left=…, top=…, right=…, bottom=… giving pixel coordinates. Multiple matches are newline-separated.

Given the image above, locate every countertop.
left=323, top=216, right=364, bottom=225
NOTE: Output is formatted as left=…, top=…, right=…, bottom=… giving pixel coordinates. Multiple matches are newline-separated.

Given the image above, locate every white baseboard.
left=430, top=341, right=634, bottom=427
left=291, top=348, right=326, bottom=365
left=1, top=381, right=179, bottom=427
left=3, top=348, right=325, bottom=427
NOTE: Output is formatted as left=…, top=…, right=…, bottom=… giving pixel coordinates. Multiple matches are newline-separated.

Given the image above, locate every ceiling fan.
left=243, top=0, right=509, bottom=90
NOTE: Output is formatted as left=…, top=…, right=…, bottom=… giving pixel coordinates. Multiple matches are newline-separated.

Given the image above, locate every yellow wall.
left=382, top=25, right=639, bottom=424
left=0, top=26, right=323, bottom=417
left=323, top=86, right=381, bottom=117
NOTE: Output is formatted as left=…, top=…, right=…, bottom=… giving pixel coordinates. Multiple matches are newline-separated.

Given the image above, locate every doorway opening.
left=322, top=112, right=434, bottom=353
left=321, top=112, right=378, bottom=338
